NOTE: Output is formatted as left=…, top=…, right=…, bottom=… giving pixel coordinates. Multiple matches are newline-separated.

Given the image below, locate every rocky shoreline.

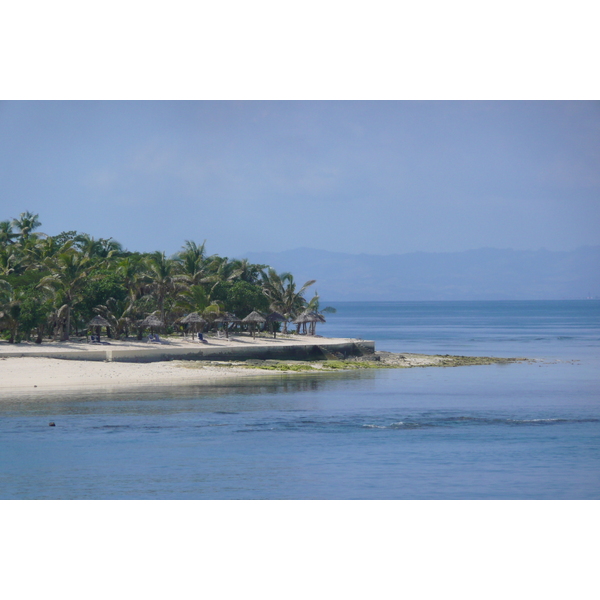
left=189, top=351, right=531, bottom=372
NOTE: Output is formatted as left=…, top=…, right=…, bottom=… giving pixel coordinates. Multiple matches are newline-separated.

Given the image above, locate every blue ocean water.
left=1, top=300, right=599, bottom=499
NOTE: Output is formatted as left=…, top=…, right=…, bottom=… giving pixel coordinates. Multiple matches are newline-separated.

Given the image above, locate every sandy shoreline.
left=0, top=355, right=265, bottom=393
left=0, top=336, right=529, bottom=397
left=0, top=336, right=366, bottom=394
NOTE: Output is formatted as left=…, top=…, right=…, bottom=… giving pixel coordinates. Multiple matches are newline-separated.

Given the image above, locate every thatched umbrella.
left=88, top=314, right=111, bottom=339
left=180, top=312, right=206, bottom=324
left=293, top=311, right=325, bottom=335
left=242, top=310, right=266, bottom=339
left=180, top=312, right=207, bottom=335
left=213, top=313, right=240, bottom=338
left=141, top=314, right=164, bottom=335
left=292, top=312, right=310, bottom=334
left=266, top=311, right=287, bottom=338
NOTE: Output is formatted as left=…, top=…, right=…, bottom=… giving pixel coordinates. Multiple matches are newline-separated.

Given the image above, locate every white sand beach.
left=0, top=336, right=522, bottom=396
left=0, top=355, right=263, bottom=392
left=0, top=335, right=369, bottom=394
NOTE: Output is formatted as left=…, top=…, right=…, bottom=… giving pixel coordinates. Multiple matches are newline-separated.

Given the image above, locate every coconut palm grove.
left=0, top=211, right=333, bottom=343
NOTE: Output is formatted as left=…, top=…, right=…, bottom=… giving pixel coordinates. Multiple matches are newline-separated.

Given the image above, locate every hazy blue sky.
left=1, top=101, right=598, bottom=258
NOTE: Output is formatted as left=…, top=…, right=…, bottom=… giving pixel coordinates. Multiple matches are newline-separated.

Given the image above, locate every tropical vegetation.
left=0, top=211, right=331, bottom=343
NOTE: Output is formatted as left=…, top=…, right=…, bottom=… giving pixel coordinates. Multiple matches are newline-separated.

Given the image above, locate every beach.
left=0, top=335, right=361, bottom=392
left=0, top=334, right=525, bottom=394
left=0, top=355, right=266, bottom=392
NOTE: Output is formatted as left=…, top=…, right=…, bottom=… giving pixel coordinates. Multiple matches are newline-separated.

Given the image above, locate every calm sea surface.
left=1, top=300, right=599, bottom=499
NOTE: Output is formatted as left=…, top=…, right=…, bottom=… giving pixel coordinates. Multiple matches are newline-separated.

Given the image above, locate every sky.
left=1, top=100, right=599, bottom=258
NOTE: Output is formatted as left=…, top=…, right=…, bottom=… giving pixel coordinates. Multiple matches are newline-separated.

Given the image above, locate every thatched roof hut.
left=180, top=312, right=207, bottom=325
left=242, top=311, right=266, bottom=339
left=213, top=313, right=240, bottom=338
left=141, top=315, right=164, bottom=329
left=292, top=312, right=311, bottom=324
left=88, top=315, right=111, bottom=328
left=293, top=311, right=325, bottom=334
left=88, top=314, right=111, bottom=339
left=242, top=311, right=266, bottom=323
left=180, top=312, right=207, bottom=335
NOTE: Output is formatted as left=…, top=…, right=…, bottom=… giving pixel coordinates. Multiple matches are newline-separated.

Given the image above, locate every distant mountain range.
left=244, top=247, right=600, bottom=301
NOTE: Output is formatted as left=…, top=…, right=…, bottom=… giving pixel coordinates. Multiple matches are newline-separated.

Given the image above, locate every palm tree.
left=145, top=251, right=186, bottom=324
left=24, top=237, right=73, bottom=270
left=0, top=282, right=23, bottom=343
left=76, top=234, right=123, bottom=260
left=205, top=256, right=244, bottom=300
left=176, top=240, right=205, bottom=276
left=39, top=251, right=92, bottom=340
left=261, top=268, right=315, bottom=333
left=93, top=296, right=134, bottom=338
left=229, top=258, right=267, bottom=284
left=97, top=237, right=123, bottom=258
left=176, top=284, right=210, bottom=314
left=0, top=248, right=20, bottom=277
left=305, top=292, right=336, bottom=314
left=0, top=221, right=18, bottom=246
left=11, top=211, right=42, bottom=243
left=175, top=240, right=218, bottom=291
left=116, top=256, right=147, bottom=302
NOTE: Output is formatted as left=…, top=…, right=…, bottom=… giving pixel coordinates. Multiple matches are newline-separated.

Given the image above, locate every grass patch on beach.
left=243, top=363, right=316, bottom=372
left=241, top=359, right=392, bottom=371
left=321, top=360, right=390, bottom=370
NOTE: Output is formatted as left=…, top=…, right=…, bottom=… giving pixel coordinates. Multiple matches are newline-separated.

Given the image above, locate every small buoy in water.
left=49, top=422, right=56, bottom=427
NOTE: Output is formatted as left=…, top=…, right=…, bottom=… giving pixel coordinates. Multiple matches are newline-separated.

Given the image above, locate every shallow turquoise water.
left=1, top=300, right=599, bottom=499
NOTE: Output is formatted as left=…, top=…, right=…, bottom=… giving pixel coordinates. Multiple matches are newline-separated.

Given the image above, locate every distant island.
left=245, top=246, right=600, bottom=301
